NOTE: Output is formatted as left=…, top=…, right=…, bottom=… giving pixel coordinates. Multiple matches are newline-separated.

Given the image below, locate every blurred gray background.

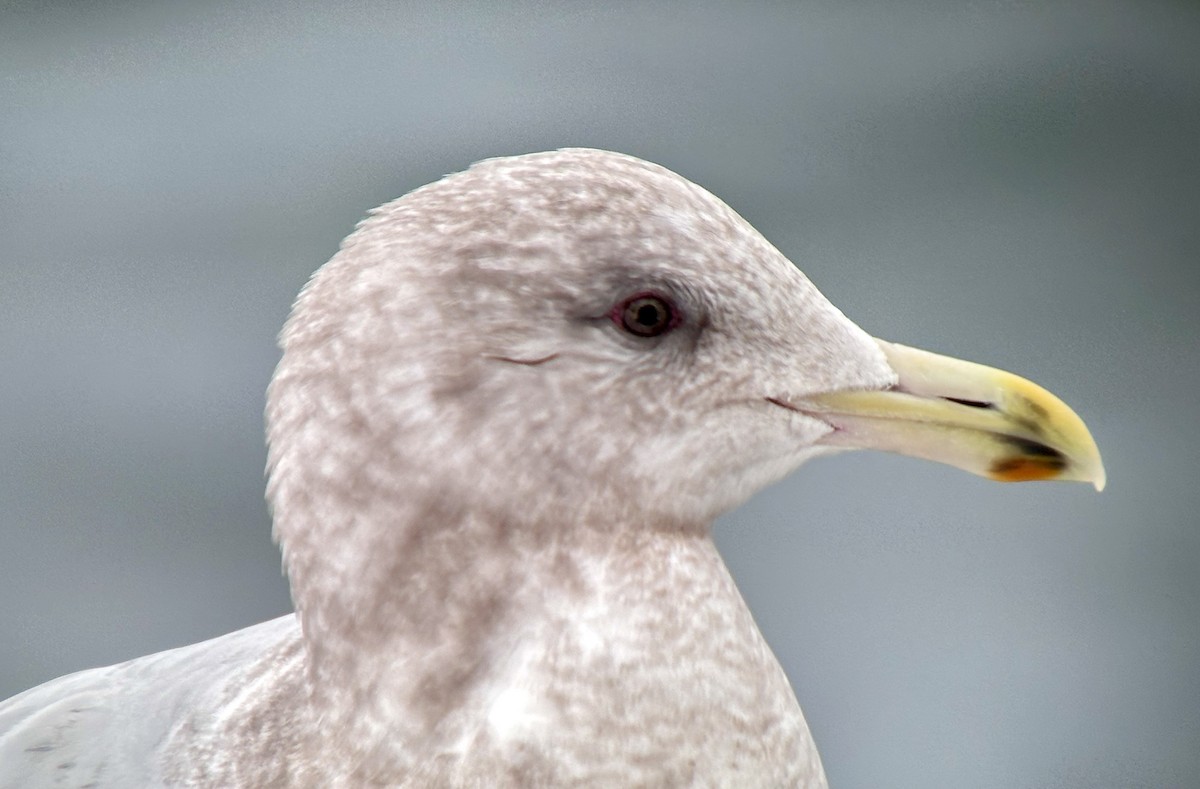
left=2, top=2, right=1198, bottom=787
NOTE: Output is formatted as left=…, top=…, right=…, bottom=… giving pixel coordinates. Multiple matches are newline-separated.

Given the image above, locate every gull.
left=0, top=149, right=1105, bottom=787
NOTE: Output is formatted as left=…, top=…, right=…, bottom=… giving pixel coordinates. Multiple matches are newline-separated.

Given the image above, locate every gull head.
left=265, top=148, right=1103, bottom=612
left=267, top=149, right=903, bottom=535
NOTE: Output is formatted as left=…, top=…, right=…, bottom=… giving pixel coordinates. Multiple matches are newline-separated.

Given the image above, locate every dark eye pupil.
left=619, top=295, right=674, bottom=337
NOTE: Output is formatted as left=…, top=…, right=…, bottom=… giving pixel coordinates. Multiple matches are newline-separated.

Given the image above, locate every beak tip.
left=869, top=338, right=1108, bottom=494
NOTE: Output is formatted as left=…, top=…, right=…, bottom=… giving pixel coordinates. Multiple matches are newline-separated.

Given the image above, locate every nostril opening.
left=944, top=397, right=995, bottom=410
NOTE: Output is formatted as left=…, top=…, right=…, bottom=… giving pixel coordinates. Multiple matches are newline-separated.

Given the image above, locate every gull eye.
left=614, top=293, right=678, bottom=338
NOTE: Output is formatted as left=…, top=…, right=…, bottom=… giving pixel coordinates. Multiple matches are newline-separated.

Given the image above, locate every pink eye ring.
left=613, top=292, right=679, bottom=338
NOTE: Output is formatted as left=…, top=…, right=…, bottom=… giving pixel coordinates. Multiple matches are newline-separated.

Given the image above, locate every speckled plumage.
left=0, top=149, right=899, bottom=787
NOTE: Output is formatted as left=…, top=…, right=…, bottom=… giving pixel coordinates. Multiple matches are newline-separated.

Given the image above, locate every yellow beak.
left=793, top=340, right=1106, bottom=491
